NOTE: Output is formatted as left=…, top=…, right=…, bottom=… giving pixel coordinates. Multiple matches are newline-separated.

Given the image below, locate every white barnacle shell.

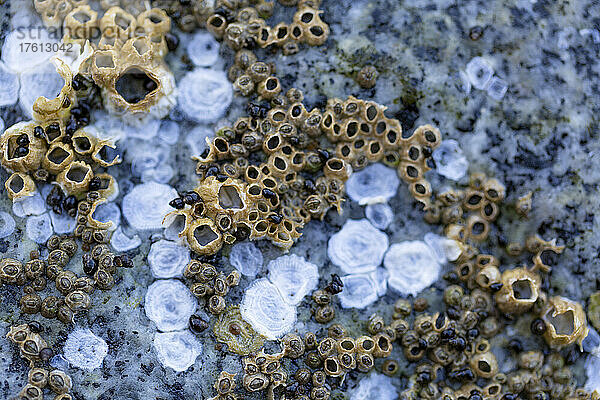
left=148, top=239, right=191, bottom=279
left=0, top=61, right=19, bottom=107
left=338, top=273, right=380, bottom=309
left=63, top=329, right=108, bottom=370
left=187, top=32, right=220, bottom=67
left=0, top=211, right=16, bottom=239
left=423, top=232, right=463, bottom=263
left=177, top=69, right=232, bottom=123
left=267, top=254, right=319, bottom=305
left=110, top=227, right=142, bottom=252
left=229, top=241, right=263, bottom=277
left=153, top=330, right=202, bottom=372
left=144, top=279, right=197, bottom=332
left=432, top=139, right=468, bottom=181
left=384, top=241, right=441, bottom=296
left=365, top=202, right=394, bottom=230
left=240, top=278, right=296, bottom=340
left=345, top=163, right=400, bottom=205
left=26, top=213, right=53, bottom=244
left=122, top=182, right=178, bottom=230
left=327, top=219, right=389, bottom=274
left=350, top=372, right=398, bottom=400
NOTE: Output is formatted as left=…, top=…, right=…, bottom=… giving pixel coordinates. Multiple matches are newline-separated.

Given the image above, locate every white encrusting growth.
left=63, top=329, right=109, bottom=370
left=345, top=163, right=400, bottom=205
left=110, top=227, right=142, bottom=252
left=0, top=61, right=19, bottom=106
left=432, top=139, right=468, bottom=181
left=148, top=240, right=191, bottom=279
left=384, top=241, right=441, bottom=296
left=0, top=211, right=16, bottom=239
left=185, top=126, right=214, bottom=157
left=350, top=372, right=398, bottom=400
left=240, top=278, right=296, bottom=339
left=123, top=182, right=178, bottom=230
left=158, top=120, right=180, bottom=145
left=19, top=62, right=64, bottom=118
left=145, top=279, right=197, bottom=332
left=12, top=191, right=46, bottom=217
left=26, top=213, right=53, bottom=244
left=187, top=32, right=220, bottom=67
left=365, top=203, right=394, bottom=230
left=327, top=219, right=388, bottom=274
left=267, top=254, right=319, bottom=305
left=229, top=241, right=263, bottom=277
left=466, top=57, right=494, bottom=90
left=153, top=330, right=202, bottom=372
left=178, top=69, right=232, bottom=123
left=338, top=274, right=380, bottom=309
left=1, top=29, right=57, bottom=73
left=585, top=353, right=600, bottom=394
left=423, top=232, right=462, bottom=263
left=49, top=211, right=76, bottom=234
left=486, top=76, right=508, bottom=100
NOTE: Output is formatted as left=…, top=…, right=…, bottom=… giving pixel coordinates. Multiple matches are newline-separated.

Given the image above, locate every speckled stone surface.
left=1, top=0, right=599, bottom=398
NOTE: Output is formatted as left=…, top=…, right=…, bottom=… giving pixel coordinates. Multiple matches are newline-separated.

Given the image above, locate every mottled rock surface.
left=1, top=0, right=599, bottom=398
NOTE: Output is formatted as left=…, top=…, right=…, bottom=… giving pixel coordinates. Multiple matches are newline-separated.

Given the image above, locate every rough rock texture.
left=1, top=0, right=599, bottom=399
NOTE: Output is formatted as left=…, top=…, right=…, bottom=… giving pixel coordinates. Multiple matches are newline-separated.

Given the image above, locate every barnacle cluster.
left=1, top=234, right=133, bottom=324
left=6, top=323, right=73, bottom=399
left=184, top=259, right=241, bottom=315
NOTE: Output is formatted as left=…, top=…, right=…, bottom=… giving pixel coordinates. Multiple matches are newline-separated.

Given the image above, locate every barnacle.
left=213, top=306, right=265, bottom=355
left=541, top=296, right=589, bottom=349
left=494, top=267, right=542, bottom=314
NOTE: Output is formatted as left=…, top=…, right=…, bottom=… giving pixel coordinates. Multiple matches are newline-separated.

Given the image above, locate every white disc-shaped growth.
left=148, top=240, right=191, bottom=279
left=350, top=373, right=398, bottom=400
left=267, top=254, right=319, bottom=305
left=0, top=211, right=16, bottom=239
left=240, top=278, right=296, bottom=340
left=338, top=274, right=380, bottom=309
left=229, top=241, right=263, bottom=277
left=63, top=329, right=108, bottom=370
left=122, top=182, right=178, bottom=230
left=384, top=241, right=441, bottom=296
left=327, top=219, right=389, bottom=274
left=345, top=163, right=399, bottom=205
left=26, top=213, right=53, bottom=244
left=432, top=139, right=468, bottom=181
left=178, top=69, right=232, bottom=123
left=153, top=330, right=202, bottom=372
left=0, top=61, right=19, bottom=106
left=187, top=32, right=220, bottom=67
left=145, top=279, right=197, bottom=332
left=365, top=203, right=394, bottom=230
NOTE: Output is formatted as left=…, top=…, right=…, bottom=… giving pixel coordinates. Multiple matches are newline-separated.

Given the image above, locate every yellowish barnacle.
left=186, top=217, right=223, bottom=255
left=5, top=172, right=36, bottom=201
left=540, top=296, right=589, bottom=349
left=91, top=139, right=121, bottom=167
left=63, top=5, right=99, bottom=46
left=32, top=58, right=75, bottom=124
left=56, top=160, right=93, bottom=196
left=589, top=291, right=600, bottom=332
left=94, top=172, right=120, bottom=201
left=42, top=142, right=75, bottom=174
left=515, top=191, right=533, bottom=217
left=0, top=121, right=47, bottom=173
left=494, top=267, right=541, bottom=314
left=213, top=306, right=265, bottom=355
left=71, top=129, right=97, bottom=155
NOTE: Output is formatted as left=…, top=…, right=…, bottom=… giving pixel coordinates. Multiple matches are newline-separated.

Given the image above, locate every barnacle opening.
left=66, top=165, right=90, bottom=182
left=47, top=147, right=69, bottom=165
left=512, top=279, right=533, bottom=300
left=219, top=185, right=244, bottom=209
left=115, top=67, right=158, bottom=104
left=7, top=174, right=24, bottom=193
left=193, top=224, right=219, bottom=246
left=548, top=309, right=575, bottom=336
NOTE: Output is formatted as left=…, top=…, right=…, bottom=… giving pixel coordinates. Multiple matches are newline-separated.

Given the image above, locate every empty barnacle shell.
left=541, top=296, right=589, bottom=349
left=92, top=139, right=121, bottom=167
left=71, top=129, right=97, bottom=155
left=32, top=58, right=75, bottom=123
left=186, top=218, right=224, bottom=255
left=56, top=160, right=93, bottom=196
left=5, top=172, right=36, bottom=201
left=63, top=5, right=98, bottom=45
left=43, top=142, right=75, bottom=174
left=494, top=267, right=541, bottom=314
